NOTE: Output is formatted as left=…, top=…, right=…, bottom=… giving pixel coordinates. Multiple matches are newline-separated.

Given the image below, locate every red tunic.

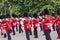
left=42, top=16, right=51, bottom=30
left=29, top=18, right=32, bottom=27
left=51, top=16, right=55, bottom=23
left=23, top=18, right=31, bottom=30
left=54, top=16, right=60, bottom=38
left=17, top=18, right=21, bottom=26
left=30, top=20, right=32, bottom=27
left=1, top=19, right=11, bottom=32
left=39, top=17, right=42, bottom=22
left=33, top=18, right=39, bottom=28
left=54, top=16, right=60, bottom=27
left=11, top=18, right=17, bottom=27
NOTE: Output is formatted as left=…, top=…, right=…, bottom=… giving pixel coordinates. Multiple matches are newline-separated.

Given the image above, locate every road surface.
left=0, top=27, right=60, bottom=40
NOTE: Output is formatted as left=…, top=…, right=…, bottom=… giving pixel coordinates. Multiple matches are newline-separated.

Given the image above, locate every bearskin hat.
left=40, top=12, right=45, bottom=16
left=33, top=12, right=38, bottom=18
left=23, top=12, right=28, bottom=17
left=2, top=14, right=6, bottom=19
left=43, top=8, right=50, bottom=15
left=6, top=13, right=11, bottom=18
left=28, top=13, right=33, bottom=17
left=56, top=7, right=60, bottom=15
left=52, top=13, right=55, bottom=16
left=18, top=14, right=21, bottom=18
left=0, top=15, right=3, bottom=19
left=12, top=13, right=17, bottom=18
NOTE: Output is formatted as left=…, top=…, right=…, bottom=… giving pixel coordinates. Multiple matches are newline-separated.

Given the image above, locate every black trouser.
left=1, top=29, right=3, bottom=35
left=12, top=26, right=15, bottom=35
left=40, top=23, right=43, bottom=31
left=25, top=30, right=30, bottom=40
left=56, top=26, right=60, bottom=38
left=34, top=28, right=38, bottom=38
left=16, top=25, right=18, bottom=31
left=52, top=24, right=55, bottom=31
left=1, top=29, right=6, bottom=38
left=29, top=27, right=32, bottom=35
left=19, top=25, right=23, bottom=33
left=44, top=30, right=51, bottom=40
left=7, top=31, right=11, bottom=40
left=4, top=33, right=6, bottom=38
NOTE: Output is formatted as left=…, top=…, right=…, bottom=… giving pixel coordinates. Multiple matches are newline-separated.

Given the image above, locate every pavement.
left=0, top=27, right=60, bottom=40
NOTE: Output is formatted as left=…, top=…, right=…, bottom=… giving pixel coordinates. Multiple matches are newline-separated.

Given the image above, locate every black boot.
left=4, top=34, right=6, bottom=38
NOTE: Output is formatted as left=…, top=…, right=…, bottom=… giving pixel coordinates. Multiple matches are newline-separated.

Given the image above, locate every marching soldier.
left=1, top=14, right=7, bottom=38
left=51, top=13, right=56, bottom=31
left=33, top=13, right=39, bottom=38
left=23, top=12, right=31, bottom=40
left=28, top=13, right=32, bottom=35
left=17, top=14, right=23, bottom=33
left=11, top=13, right=17, bottom=35
left=54, top=7, right=60, bottom=39
left=41, top=8, right=51, bottom=40
left=39, top=16, right=43, bottom=31
left=15, top=14, right=18, bottom=32
left=39, top=12, right=46, bottom=31
left=1, top=14, right=11, bottom=40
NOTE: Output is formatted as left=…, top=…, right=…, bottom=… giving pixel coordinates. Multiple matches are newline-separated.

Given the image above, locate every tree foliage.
left=0, top=0, right=60, bottom=16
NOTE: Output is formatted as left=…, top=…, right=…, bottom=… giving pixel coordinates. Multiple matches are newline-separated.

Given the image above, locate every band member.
left=39, top=12, right=46, bottom=31
left=2, top=14, right=11, bottom=40
left=23, top=12, right=31, bottom=40
left=11, top=13, right=17, bottom=35
left=17, top=14, right=23, bottom=33
left=33, top=13, right=39, bottom=38
left=39, top=16, right=43, bottom=31
left=54, top=7, right=60, bottom=39
left=15, top=15, right=18, bottom=31
left=41, top=8, right=51, bottom=40
left=51, top=13, right=55, bottom=31
left=1, top=14, right=7, bottom=38
left=28, top=13, right=32, bottom=35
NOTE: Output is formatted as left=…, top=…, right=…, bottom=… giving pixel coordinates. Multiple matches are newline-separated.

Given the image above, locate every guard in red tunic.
left=45, top=14, right=55, bottom=31
left=51, top=13, right=56, bottom=31
left=39, top=16, right=43, bottom=31
left=41, top=8, right=51, bottom=40
left=1, top=14, right=7, bottom=38
left=11, top=13, right=17, bottom=35
left=28, top=13, right=32, bottom=35
left=54, top=7, right=60, bottom=39
left=23, top=12, right=31, bottom=40
left=29, top=17, right=32, bottom=35
left=33, top=13, right=39, bottom=38
left=17, top=14, right=23, bottom=33
left=15, top=15, right=18, bottom=31
left=2, top=14, right=11, bottom=40
left=39, top=12, right=46, bottom=31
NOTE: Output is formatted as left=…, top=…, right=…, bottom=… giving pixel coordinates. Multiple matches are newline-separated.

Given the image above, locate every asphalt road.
left=0, top=27, right=60, bottom=40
